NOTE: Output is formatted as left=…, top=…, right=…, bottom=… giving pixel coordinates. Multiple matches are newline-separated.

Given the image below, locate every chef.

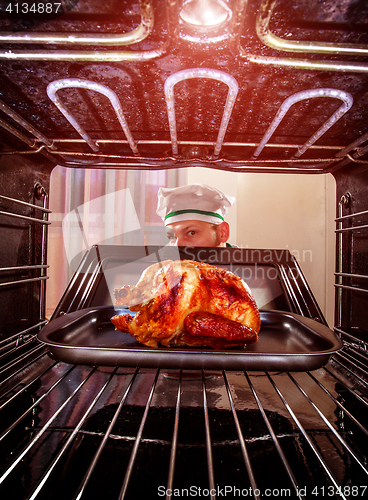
left=156, top=183, right=236, bottom=247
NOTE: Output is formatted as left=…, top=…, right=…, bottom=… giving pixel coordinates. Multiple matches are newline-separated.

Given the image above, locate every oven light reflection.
left=180, top=0, right=231, bottom=27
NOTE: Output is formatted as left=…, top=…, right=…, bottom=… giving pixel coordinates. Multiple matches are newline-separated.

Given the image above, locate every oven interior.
left=1, top=0, right=368, bottom=498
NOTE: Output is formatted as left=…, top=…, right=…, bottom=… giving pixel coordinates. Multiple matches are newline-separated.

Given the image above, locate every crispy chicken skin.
left=111, top=260, right=261, bottom=349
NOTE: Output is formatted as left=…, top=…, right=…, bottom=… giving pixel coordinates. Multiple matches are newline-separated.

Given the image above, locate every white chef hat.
left=156, top=184, right=235, bottom=226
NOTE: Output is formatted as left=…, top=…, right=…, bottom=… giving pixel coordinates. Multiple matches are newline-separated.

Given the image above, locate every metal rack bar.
left=307, top=371, right=368, bottom=437
left=74, top=368, right=139, bottom=500
left=266, top=372, right=349, bottom=499
left=166, top=370, right=182, bottom=500
left=335, top=283, right=368, bottom=294
left=0, top=339, right=24, bottom=356
left=342, top=345, right=368, bottom=365
left=65, top=260, right=100, bottom=314
left=290, top=258, right=326, bottom=323
left=0, top=343, right=45, bottom=379
left=0, top=116, right=36, bottom=147
left=334, top=193, right=368, bottom=339
left=336, top=131, right=368, bottom=159
left=0, top=334, right=39, bottom=364
left=0, top=99, right=53, bottom=147
left=0, top=320, right=46, bottom=347
left=0, top=265, right=49, bottom=272
left=335, top=351, right=368, bottom=380
left=223, top=371, right=260, bottom=499
left=0, top=364, right=76, bottom=443
left=244, top=372, right=304, bottom=499
left=0, top=194, right=52, bottom=213
left=334, top=327, right=368, bottom=352
left=39, top=191, right=49, bottom=320
left=278, top=265, right=305, bottom=316
left=323, top=366, right=368, bottom=409
left=335, top=224, right=368, bottom=233
left=118, top=369, right=160, bottom=500
left=335, top=209, right=368, bottom=221
left=0, top=359, right=59, bottom=412
left=336, top=197, right=346, bottom=329
left=335, top=272, right=368, bottom=280
left=0, top=366, right=96, bottom=485
left=0, top=210, right=51, bottom=224
left=0, top=276, right=49, bottom=288
left=0, top=363, right=367, bottom=497
left=0, top=349, right=48, bottom=389
left=28, top=367, right=119, bottom=500
left=288, top=372, right=368, bottom=475
left=329, top=355, right=368, bottom=388
left=77, top=260, right=105, bottom=311
left=51, top=249, right=91, bottom=317
left=202, top=371, right=216, bottom=500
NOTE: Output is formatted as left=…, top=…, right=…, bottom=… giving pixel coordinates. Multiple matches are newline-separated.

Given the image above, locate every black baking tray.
left=38, top=306, right=342, bottom=371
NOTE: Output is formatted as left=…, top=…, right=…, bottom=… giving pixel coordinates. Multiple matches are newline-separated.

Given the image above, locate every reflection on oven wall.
left=46, top=165, right=336, bottom=326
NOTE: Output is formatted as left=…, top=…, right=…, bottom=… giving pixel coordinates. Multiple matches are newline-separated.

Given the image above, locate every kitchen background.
left=46, top=166, right=336, bottom=326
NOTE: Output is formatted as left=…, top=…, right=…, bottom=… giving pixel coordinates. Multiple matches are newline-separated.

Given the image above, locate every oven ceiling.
left=0, top=0, right=368, bottom=173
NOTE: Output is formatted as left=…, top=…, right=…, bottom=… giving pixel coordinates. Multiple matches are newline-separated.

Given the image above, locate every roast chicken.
left=111, top=260, right=261, bottom=349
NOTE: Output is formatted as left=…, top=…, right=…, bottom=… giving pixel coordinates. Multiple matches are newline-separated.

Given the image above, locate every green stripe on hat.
left=164, top=209, right=224, bottom=221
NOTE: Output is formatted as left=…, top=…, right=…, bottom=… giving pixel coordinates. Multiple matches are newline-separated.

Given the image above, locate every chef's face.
left=166, top=220, right=229, bottom=247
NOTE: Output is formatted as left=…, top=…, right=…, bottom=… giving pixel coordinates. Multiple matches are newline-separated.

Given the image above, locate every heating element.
left=0, top=74, right=361, bottom=172
left=1, top=0, right=368, bottom=173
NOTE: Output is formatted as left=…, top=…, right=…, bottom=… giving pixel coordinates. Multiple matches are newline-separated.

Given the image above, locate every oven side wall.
left=333, top=165, right=368, bottom=350
left=0, top=155, right=53, bottom=339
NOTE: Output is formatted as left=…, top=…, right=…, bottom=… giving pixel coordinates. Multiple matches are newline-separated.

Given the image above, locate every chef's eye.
left=188, top=230, right=196, bottom=236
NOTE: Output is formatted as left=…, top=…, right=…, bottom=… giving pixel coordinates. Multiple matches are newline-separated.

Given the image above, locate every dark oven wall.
left=0, top=153, right=53, bottom=340
left=334, top=164, right=368, bottom=363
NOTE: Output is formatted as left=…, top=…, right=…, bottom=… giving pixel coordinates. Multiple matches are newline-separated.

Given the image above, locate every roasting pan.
left=38, top=306, right=342, bottom=371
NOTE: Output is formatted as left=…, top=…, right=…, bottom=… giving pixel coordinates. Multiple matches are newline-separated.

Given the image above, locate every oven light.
left=180, top=0, right=231, bottom=28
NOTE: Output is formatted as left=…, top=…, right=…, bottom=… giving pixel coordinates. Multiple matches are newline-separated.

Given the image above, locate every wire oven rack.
left=1, top=231, right=367, bottom=498
left=0, top=348, right=367, bottom=500
left=0, top=242, right=368, bottom=499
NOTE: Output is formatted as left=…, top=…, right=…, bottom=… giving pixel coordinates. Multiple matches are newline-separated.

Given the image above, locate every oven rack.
left=0, top=352, right=367, bottom=500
